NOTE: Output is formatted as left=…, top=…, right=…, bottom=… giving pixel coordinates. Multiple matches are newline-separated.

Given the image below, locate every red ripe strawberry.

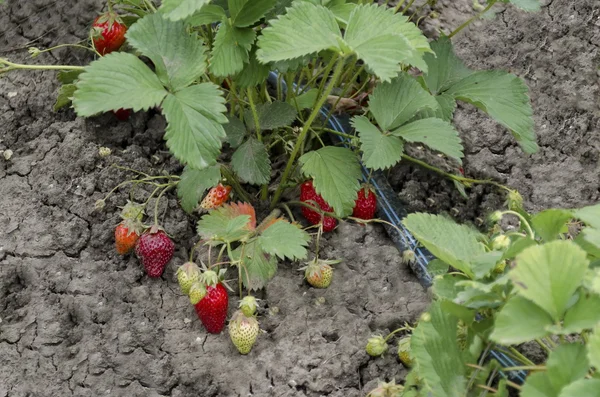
left=300, top=180, right=337, bottom=232
left=134, top=226, right=175, bottom=278
left=114, top=219, right=141, bottom=255
left=200, top=184, right=232, bottom=210
left=195, top=270, right=229, bottom=333
left=91, top=12, right=127, bottom=56
left=352, top=185, right=377, bottom=220
left=113, top=108, right=131, bottom=121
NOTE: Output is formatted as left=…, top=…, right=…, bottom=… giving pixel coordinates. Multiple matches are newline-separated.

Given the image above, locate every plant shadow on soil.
left=0, top=0, right=598, bottom=396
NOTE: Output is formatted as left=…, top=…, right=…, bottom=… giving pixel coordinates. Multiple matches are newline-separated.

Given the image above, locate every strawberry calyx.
left=119, top=200, right=145, bottom=221
left=202, top=269, right=220, bottom=287
left=119, top=218, right=143, bottom=236
left=93, top=11, right=125, bottom=29
left=239, top=296, right=259, bottom=317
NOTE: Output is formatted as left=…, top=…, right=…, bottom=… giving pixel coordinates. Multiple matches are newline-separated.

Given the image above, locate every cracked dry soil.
left=0, top=0, right=598, bottom=396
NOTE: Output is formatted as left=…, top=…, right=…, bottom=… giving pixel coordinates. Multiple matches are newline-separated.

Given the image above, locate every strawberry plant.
left=366, top=202, right=600, bottom=396
left=1, top=0, right=544, bottom=356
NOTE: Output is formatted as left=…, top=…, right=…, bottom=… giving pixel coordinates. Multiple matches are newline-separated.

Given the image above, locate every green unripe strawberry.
left=493, top=260, right=507, bottom=274
left=189, top=281, right=207, bottom=305
left=366, top=335, right=388, bottom=357
left=177, top=262, right=201, bottom=295
left=397, top=336, right=413, bottom=367
left=491, top=235, right=510, bottom=251
left=228, top=310, right=259, bottom=355
left=119, top=200, right=145, bottom=221
left=239, top=296, right=258, bottom=317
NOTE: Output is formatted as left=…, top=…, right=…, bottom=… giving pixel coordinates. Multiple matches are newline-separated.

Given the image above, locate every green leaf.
left=209, top=20, right=256, bottom=78
left=490, top=296, right=552, bottom=344
left=258, top=221, right=310, bottom=260
left=162, top=83, right=228, bottom=168
left=330, top=3, right=355, bottom=25
left=501, top=237, right=537, bottom=260
left=231, top=138, right=271, bottom=185
left=234, top=240, right=277, bottom=290
left=577, top=228, right=600, bottom=258
left=511, top=240, right=589, bottom=320
left=233, top=47, right=271, bottom=88
left=588, top=327, right=600, bottom=372
left=197, top=203, right=255, bottom=243
left=432, top=274, right=463, bottom=301
left=428, top=259, right=450, bottom=277
left=391, top=118, right=464, bottom=164
left=256, top=2, right=341, bottom=63
left=412, top=92, right=457, bottom=123
left=54, top=84, right=76, bottom=112
left=546, top=344, right=589, bottom=392
left=252, top=101, right=298, bottom=130
left=446, top=70, right=538, bottom=154
left=423, top=37, right=471, bottom=94
left=368, top=72, right=439, bottom=131
left=558, top=380, right=600, bottom=397
left=230, top=0, right=277, bottom=27
left=353, top=116, right=404, bottom=171
left=160, top=0, right=211, bottom=20
left=126, top=13, right=207, bottom=91
left=299, top=146, right=362, bottom=217
left=177, top=165, right=221, bottom=213
left=343, top=5, right=427, bottom=81
left=73, top=53, right=167, bottom=117
left=521, top=372, right=558, bottom=397
left=288, top=88, right=318, bottom=110
left=187, top=4, right=227, bottom=26
left=562, top=292, right=600, bottom=333
left=403, top=213, right=486, bottom=278
left=470, top=251, right=503, bottom=278
left=410, top=301, right=468, bottom=397
left=531, top=209, right=573, bottom=242
left=574, top=203, right=600, bottom=229
left=504, top=0, right=541, bottom=11
left=224, top=115, right=246, bottom=148
left=57, top=70, right=82, bottom=84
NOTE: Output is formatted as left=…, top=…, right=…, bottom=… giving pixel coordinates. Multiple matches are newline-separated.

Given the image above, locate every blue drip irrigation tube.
left=266, top=72, right=527, bottom=384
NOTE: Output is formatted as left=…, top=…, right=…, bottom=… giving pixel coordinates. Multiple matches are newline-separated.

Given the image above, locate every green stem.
left=393, top=0, right=407, bottom=13
left=401, top=154, right=513, bottom=192
left=314, top=127, right=356, bottom=140
left=500, top=210, right=535, bottom=239
left=153, top=185, right=173, bottom=225
left=322, top=64, right=365, bottom=128
left=189, top=239, right=205, bottom=262
left=143, top=0, right=157, bottom=12
left=535, top=338, right=553, bottom=354
left=220, top=165, right=252, bottom=203
left=401, top=0, right=416, bottom=14
left=506, top=346, right=536, bottom=366
left=0, top=59, right=85, bottom=74
left=502, top=365, right=545, bottom=372
left=384, top=326, right=408, bottom=342
left=448, top=0, right=497, bottom=38
left=270, top=55, right=347, bottom=210
left=31, top=43, right=96, bottom=56
left=247, top=88, right=262, bottom=140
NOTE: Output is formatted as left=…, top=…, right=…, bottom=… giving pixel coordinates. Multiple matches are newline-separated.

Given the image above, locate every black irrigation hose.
left=267, top=71, right=528, bottom=384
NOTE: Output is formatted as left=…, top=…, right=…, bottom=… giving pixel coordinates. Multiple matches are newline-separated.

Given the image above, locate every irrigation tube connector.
left=267, top=72, right=527, bottom=384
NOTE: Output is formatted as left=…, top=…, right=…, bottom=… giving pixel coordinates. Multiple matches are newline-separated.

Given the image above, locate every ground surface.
left=0, top=0, right=598, bottom=396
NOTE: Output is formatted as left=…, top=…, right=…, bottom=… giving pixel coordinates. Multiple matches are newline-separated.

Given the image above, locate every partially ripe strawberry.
left=228, top=310, right=259, bottom=355
left=176, top=262, right=201, bottom=295
left=114, top=219, right=142, bottom=255
left=303, top=258, right=339, bottom=289
left=200, top=184, right=232, bottom=210
left=134, top=226, right=175, bottom=278
left=195, top=270, right=229, bottom=333
left=352, top=185, right=377, bottom=220
left=113, top=108, right=131, bottom=121
left=300, top=180, right=337, bottom=232
left=91, top=12, right=127, bottom=56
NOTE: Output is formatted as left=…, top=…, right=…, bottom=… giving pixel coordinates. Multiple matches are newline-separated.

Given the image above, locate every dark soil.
left=0, top=0, right=598, bottom=396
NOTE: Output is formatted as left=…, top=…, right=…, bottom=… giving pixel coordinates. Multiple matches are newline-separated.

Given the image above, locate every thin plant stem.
left=502, top=365, right=545, bottom=372
left=393, top=0, right=407, bottom=13
left=153, top=185, right=173, bottom=225
left=189, top=239, right=205, bottom=262
left=448, top=0, right=497, bottom=38
left=506, top=346, right=536, bottom=366
left=384, top=326, right=408, bottom=342
left=31, top=43, right=96, bottom=56
left=0, top=59, right=85, bottom=74
left=501, top=210, right=535, bottom=238
left=220, top=165, right=252, bottom=203
left=401, top=0, right=416, bottom=14
left=143, top=0, right=157, bottom=12
left=247, top=88, right=262, bottom=140
left=270, top=55, right=347, bottom=210
left=535, top=338, right=553, bottom=354
left=506, top=381, right=522, bottom=391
